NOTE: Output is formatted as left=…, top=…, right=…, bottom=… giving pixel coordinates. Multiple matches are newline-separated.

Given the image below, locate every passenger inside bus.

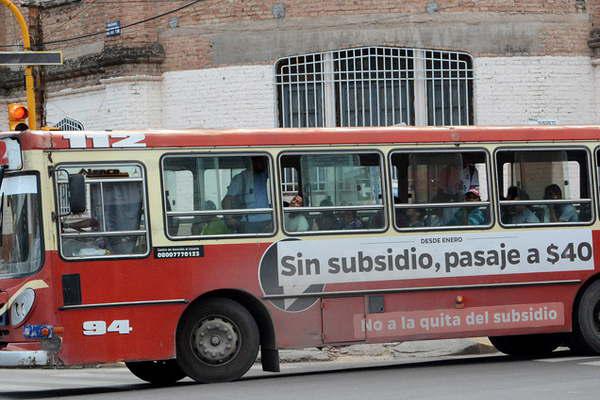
left=339, top=208, right=363, bottom=230
left=284, top=194, right=309, bottom=232
left=542, top=184, right=578, bottom=223
left=223, top=156, right=272, bottom=233
left=447, top=188, right=486, bottom=226
left=315, top=197, right=340, bottom=231
left=502, top=187, right=540, bottom=224
left=395, top=207, right=425, bottom=227
left=200, top=200, right=230, bottom=235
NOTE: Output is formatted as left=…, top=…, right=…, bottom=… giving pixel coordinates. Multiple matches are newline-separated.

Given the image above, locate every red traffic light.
left=8, top=104, right=28, bottom=121
left=7, top=103, right=29, bottom=131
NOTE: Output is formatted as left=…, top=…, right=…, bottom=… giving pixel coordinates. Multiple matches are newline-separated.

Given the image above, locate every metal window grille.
left=276, top=46, right=473, bottom=128
left=56, top=117, right=85, bottom=131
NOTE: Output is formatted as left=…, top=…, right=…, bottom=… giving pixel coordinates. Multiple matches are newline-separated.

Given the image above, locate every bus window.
left=390, top=150, right=491, bottom=230
left=56, top=164, right=149, bottom=259
left=162, top=154, right=275, bottom=238
left=279, top=152, right=385, bottom=233
left=497, top=148, right=592, bottom=226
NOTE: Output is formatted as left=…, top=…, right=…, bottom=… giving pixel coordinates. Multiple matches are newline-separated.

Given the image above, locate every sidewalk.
left=275, top=338, right=497, bottom=363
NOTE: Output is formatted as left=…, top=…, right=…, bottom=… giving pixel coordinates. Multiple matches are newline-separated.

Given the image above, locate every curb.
left=268, top=338, right=497, bottom=364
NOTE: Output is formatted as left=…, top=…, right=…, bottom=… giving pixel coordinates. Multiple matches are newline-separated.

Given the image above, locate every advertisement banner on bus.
left=354, top=302, right=565, bottom=339
left=274, top=230, right=594, bottom=289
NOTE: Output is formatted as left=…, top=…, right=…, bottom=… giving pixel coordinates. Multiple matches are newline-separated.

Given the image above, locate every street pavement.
left=6, top=339, right=600, bottom=400
left=2, top=351, right=600, bottom=399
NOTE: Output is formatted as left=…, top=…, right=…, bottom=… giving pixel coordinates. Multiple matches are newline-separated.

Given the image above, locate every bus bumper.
left=0, top=350, right=50, bottom=366
left=0, top=344, right=56, bottom=367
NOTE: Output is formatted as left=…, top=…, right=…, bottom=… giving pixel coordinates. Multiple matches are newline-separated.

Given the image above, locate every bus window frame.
left=388, top=147, right=494, bottom=232
left=494, top=145, right=595, bottom=229
left=277, top=149, right=389, bottom=236
left=54, top=161, right=152, bottom=261
left=0, top=171, right=45, bottom=279
left=160, top=151, right=278, bottom=241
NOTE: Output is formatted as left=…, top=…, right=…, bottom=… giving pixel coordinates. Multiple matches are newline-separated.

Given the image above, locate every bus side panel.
left=266, top=301, right=324, bottom=349
left=361, top=284, right=577, bottom=343
left=51, top=241, right=324, bottom=365
left=58, top=305, right=184, bottom=364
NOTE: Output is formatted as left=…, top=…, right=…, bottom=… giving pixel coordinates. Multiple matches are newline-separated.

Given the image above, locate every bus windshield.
left=0, top=174, right=42, bottom=278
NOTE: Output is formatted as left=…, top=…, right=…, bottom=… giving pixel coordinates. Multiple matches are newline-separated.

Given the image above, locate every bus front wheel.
left=176, top=297, right=259, bottom=383
left=489, top=334, right=561, bottom=357
left=571, top=280, right=600, bottom=354
left=125, top=360, right=186, bottom=385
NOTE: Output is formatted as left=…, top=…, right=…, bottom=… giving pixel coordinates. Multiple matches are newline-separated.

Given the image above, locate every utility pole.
left=28, top=5, right=45, bottom=128
left=0, top=0, right=37, bottom=129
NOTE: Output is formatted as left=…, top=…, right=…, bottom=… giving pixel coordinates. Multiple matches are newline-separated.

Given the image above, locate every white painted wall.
left=45, top=76, right=163, bottom=130
left=474, top=56, right=597, bottom=125
left=593, top=61, right=600, bottom=119
left=0, top=103, right=7, bottom=131
left=161, top=65, right=276, bottom=129
left=2, top=57, right=599, bottom=132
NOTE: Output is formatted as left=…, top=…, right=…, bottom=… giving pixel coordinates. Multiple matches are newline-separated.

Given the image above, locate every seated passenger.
left=501, top=186, right=519, bottom=223
left=397, top=208, right=424, bottom=228
left=340, top=209, right=363, bottom=229
left=448, top=188, right=486, bottom=226
left=465, top=188, right=486, bottom=225
left=316, top=197, right=341, bottom=230
left=284, top=194, right=309, bottom=232
left=542, top=184, right=578, bottom=223
left=201, top=200, right=230, bottom=235
left=506, top=189, right=539, bottom=224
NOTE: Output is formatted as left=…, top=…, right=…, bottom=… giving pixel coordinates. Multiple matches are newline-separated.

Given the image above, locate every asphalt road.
left=1, top=351, right=600, bottom=400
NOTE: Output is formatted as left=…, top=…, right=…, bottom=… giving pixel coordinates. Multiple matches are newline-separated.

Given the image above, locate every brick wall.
left=474, top=56, right=596, bottom=125
left=4, top=56, right=599, bottom=131
left=2, top=1, right=600, bottom=131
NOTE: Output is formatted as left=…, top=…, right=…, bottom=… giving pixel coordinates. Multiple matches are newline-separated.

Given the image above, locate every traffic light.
left=7, top=103, right=29, bottom=131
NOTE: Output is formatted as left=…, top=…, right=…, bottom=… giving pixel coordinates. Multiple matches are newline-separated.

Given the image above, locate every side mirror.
left=68, top=174, right=86, bottom=214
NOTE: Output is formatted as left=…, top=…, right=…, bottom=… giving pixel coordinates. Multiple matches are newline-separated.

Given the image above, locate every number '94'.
left=83, top=320, right=132, bottom=336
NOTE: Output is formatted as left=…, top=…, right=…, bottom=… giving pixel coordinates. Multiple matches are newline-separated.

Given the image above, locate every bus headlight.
left=11, top=289, right=35, bottom=326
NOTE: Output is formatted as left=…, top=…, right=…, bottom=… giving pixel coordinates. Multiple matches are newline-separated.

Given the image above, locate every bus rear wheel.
left=489, top=334, right=561, bottom=357
left=176, top=298, right=259, bottom=383
left=125, top=360, right=186, bottom=385
left=571, top=280, right=600, bottom=354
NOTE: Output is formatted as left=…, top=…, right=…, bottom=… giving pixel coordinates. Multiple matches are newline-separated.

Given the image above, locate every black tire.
left=489, top=334, right=561, bottom=357
left=571, top=280, right=600, bottom=354
left=176, top=298, right=259, bottom=383
left=125, top=359, right=186, bottom=385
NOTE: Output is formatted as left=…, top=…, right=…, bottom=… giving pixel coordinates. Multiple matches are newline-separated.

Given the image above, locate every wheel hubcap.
left=193, top=317, right=239, bottom=364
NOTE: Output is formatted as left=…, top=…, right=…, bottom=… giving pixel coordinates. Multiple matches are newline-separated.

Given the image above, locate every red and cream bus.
left=1, top=126, right=600, bottom=384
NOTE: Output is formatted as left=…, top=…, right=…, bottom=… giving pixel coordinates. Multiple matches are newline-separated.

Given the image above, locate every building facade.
left=1, top=0, right=600, bottom=130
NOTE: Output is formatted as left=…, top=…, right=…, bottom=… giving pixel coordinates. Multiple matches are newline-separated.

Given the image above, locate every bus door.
left=53, top=162, right=153, bottom=363
left=279, top=151, right=386, bottom=344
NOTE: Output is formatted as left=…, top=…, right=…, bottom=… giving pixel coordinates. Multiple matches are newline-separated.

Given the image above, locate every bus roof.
left=9, top=126, right=600, bottom=151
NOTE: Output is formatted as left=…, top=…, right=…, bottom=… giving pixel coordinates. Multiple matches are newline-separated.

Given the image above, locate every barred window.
left=275, top=47, right=473, bottom=128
